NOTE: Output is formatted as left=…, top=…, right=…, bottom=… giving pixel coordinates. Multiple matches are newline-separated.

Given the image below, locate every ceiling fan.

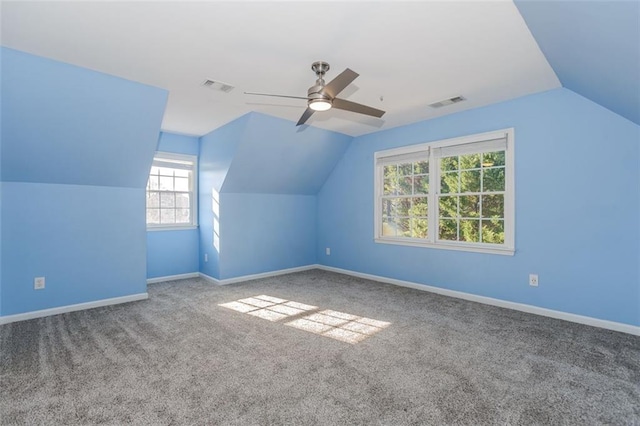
left=245, top=61, right=386, bottom=126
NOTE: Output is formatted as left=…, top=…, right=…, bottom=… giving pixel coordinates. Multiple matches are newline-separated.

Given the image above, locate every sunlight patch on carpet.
left=219, top=296, right=390, bottom=344
left=286, top=309, right=390, bottom=344
left=219, top=295, right=317, bottom=322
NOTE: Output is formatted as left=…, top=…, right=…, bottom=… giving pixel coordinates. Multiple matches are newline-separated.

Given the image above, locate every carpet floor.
left=1, top=270, right=639, bottom=425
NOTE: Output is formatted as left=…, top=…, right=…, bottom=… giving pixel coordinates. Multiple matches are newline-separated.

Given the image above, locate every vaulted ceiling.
left=515, top=0, right=640, bottom=125
left=2, top=47, right=167, bottom=188
left=1, top=1, right=637, bottom=137
left=1, top=1, right=559, bottom=137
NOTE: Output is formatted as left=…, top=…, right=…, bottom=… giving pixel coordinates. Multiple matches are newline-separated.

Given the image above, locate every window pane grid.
left=375, top=131, right=512, bottom=253
left=437, top=151, right=506, bottom=244
left=382, top=216, right=428, bottom=238
left=146, top=154, right=196, bottom=228
left=381, top=160, right=429, bottom=239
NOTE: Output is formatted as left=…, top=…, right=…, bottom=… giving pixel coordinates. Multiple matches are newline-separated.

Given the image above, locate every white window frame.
left=374, top=128, right=515, bottom=255
left=146, top=151, right=198, bottom=231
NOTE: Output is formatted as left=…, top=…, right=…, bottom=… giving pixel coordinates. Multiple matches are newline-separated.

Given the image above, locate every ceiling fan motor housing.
left=309, top=61, right=333, bottom=106
left=308, top=84, right=331, bottom=100
left=244, top=60, right=384, bottom=125
left=311, top=61, right=330, bottom=77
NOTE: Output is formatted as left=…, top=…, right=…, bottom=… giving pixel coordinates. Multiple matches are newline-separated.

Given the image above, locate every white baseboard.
left=147, top=272, right=200, bottom=284
left=0, top=293, right=149, bottom=326
left=5, top=265, right=635, bottom=336
left=199, top=272, right=220, bottom=284
left=199, top=264, right=318, bottom=286
left=316, top=265, right=640, bottom=336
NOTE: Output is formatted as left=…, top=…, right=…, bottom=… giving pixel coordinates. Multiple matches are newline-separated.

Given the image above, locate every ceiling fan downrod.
left=311, top=61, right=330, bottom=86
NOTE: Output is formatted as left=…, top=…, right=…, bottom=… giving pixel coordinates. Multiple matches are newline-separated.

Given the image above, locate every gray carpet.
left=1, top=270, right=639, bottom=425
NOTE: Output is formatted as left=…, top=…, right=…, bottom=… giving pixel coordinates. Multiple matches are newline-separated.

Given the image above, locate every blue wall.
left=223, top=113, right=353, bottom=194
left=200, top=115, right=248, bottom=193
left=147, top=229, right=200, bottom=279
left=198, top=115, right=250, bottom=279
left=515, top=0, right=640, bottom=125
left=0, top=48, right=3, bottom=314
left=2, top=183, right=147, bottom=315
left=219, top=193, right=316, bottom=279
left=146, top=132, right=200, bottom=279
left=156, top=131, right=199, bottom=156
left=1, top=48, right=167, bottom=316
left=2, top=48, right=637, bottom=329
left=198, top=112, right=351, bottom=280
left=318, top=88, right=640, bottom=326
left=2, top=48, right=167, bottom=187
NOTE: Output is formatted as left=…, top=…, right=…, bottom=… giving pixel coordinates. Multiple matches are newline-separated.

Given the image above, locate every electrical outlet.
left=529, top=274, right=539, bottom=287
left=204, top=253, right=208, bottom=262
left=34, top=277, right=45, bottom=290
left=326, top=247, right=331, bottom=256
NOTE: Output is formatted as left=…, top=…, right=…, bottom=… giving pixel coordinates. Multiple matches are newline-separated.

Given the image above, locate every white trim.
left=374, top=128, right=515, bottom=254
left=374, top=237, right=515, bottom=255
left=3, top=267, right=636, bottom=335
left=153, top=151, right=197, bottom=164
left=147, top=225, right=198, bottom=232
left=147, top=151, right=199, bottom=228
left=374, top=128, right=513, bottom=159
left=199, top=272, right=221, bottom=285
left=199, top=264, right=318, bottom=286
left=159, top=128, right=201, bottom=138
left=316, top=265, right=640, bottom=336
left=0, top=293, right=149, bottom=325
left=147, top=272, right=200, bottom=284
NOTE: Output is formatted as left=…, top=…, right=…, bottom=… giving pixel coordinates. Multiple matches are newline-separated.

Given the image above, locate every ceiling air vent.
left=201, top=79, right=235, bottom=93
left=429, top=96, right=466, bottom=108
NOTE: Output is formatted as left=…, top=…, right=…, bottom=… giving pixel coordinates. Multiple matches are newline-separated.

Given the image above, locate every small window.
left=146, top=152, right=198, bottom=229
left=374, top=129, right=514, bottom=255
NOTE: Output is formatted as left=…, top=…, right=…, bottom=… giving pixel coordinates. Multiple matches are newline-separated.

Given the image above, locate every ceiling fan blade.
left=296, top=107, right=315, bottom=126
left=244, top=92, right=310, bottom=100
left=332, top=98, right=386, bottom=118
left=322, top=68, right=359, bottom=98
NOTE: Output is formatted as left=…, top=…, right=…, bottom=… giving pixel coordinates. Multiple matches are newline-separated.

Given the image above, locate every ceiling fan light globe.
left=309, top=99, right=332, bottom=111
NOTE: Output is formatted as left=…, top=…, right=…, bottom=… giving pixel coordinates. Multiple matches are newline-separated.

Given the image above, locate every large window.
left=374, top=129, right=514, bottom=255
left=146, top=152, right=197, bottom=229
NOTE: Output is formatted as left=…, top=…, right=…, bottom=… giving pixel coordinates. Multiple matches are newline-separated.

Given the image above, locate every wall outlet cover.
left=34, top=277, right=46, bottom=290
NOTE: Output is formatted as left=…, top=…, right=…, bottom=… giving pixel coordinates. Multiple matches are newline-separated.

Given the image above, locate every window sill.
left=147, top=225, right=198, bottom=232
left=374, top=237, right=515, bottom=256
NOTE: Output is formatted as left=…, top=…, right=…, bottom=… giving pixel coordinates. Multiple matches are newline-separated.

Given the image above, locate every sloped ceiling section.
left=157, top=132, right=199, bottom=157
left=1, top=48, right=168, bottom=187
left=221, top=113, right=353, bottom=195
left=199, top=114, right=250, bottom=194
left=515, top=0, right=640, bottom=125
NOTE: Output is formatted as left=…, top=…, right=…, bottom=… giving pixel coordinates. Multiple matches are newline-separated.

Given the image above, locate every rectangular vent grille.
left=202, top=79, right=235, bottom=93
left=429, top=96, right=466, bottom=108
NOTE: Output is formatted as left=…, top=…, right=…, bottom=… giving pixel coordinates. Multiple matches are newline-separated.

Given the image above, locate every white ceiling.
left=1, top=1, right=560, bottom=137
